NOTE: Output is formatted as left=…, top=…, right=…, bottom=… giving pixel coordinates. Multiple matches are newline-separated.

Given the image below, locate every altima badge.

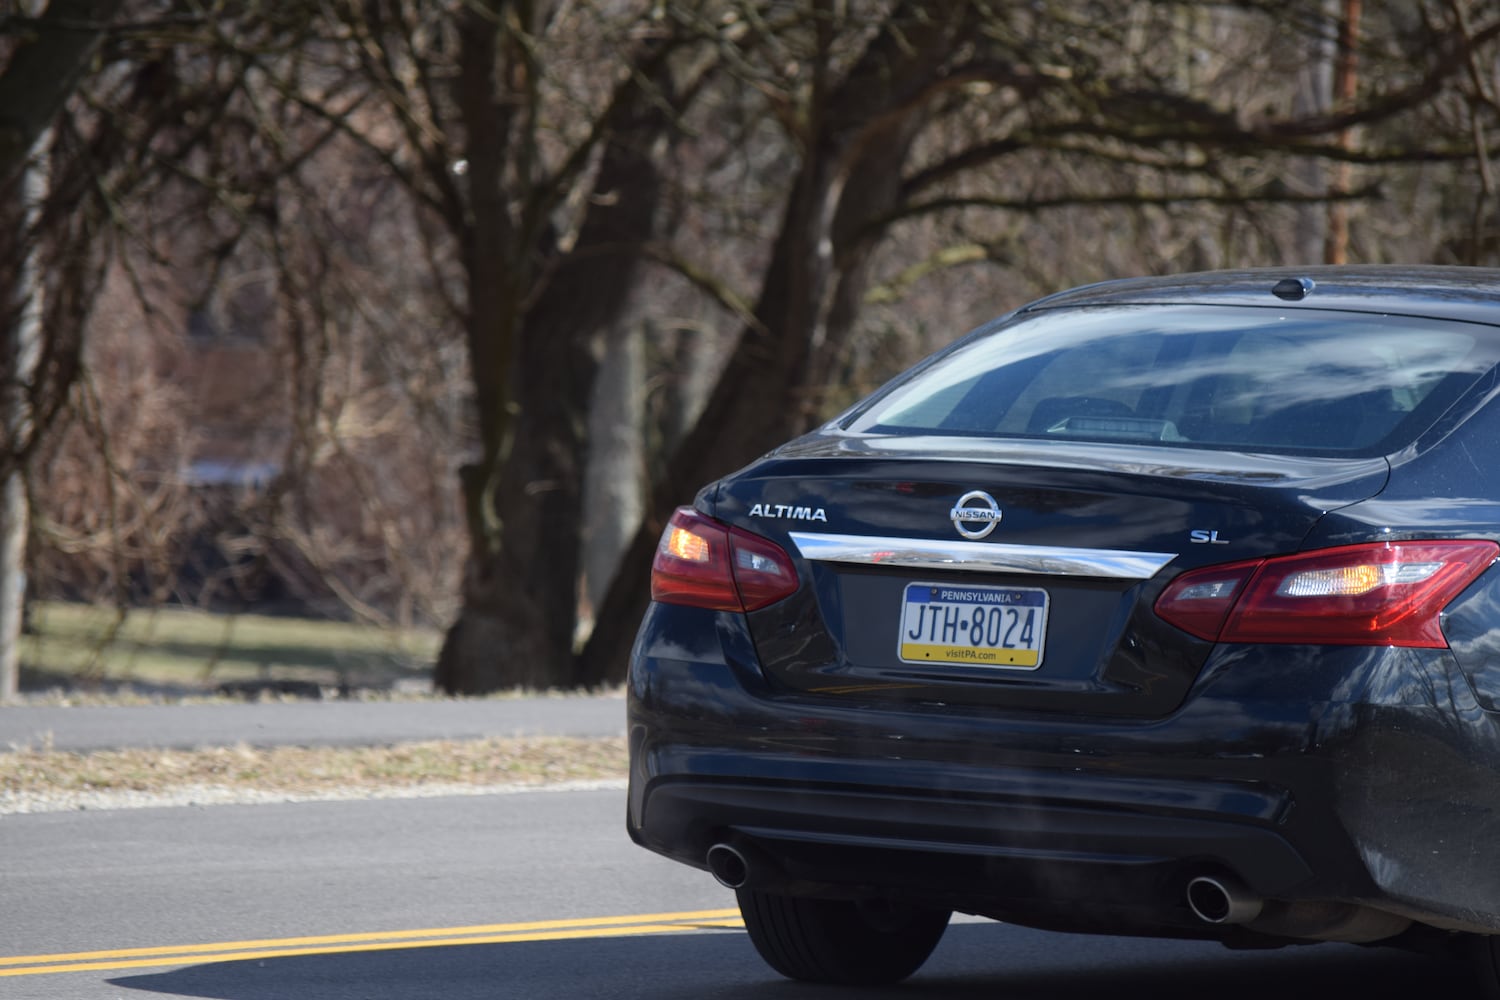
left=950, top=490, right=1003, bottom=540
left=748, top=502, right=828, bottom=522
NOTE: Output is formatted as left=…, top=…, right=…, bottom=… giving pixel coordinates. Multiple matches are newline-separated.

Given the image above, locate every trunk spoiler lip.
left=788, top=531, right=1178, bottom=580
left=770, top=430, right=1393, bottom=492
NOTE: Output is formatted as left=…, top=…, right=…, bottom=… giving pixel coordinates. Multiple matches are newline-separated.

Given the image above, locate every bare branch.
left=880, top=182, right=1385, bottom=230
left=641, top=240, right=766, bottom=335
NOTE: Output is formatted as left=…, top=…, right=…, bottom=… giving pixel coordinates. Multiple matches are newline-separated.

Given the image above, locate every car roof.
left=1023, top=265, right=1500, bottom=326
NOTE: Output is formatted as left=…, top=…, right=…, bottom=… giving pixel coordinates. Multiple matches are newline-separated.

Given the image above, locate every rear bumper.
left=627, top=603, right=1500, bottom=936
left=634, top=777, right=1318, bottom=938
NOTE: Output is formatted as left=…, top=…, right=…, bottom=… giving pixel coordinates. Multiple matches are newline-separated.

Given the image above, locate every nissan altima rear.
left=625, top=266, right=1500, bottom=992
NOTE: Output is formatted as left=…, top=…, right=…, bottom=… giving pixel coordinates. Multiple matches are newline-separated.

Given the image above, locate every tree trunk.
left=582, top=321, right=645, bottom=624
left=433, top=2, right=527, bottom=693
left=0, top=0, right=122, bottom=185
left=1324, top=0, right=1362, bottom=265
left=1292, top=2, right=1334, bottom=263
left=436, top=50, right=674, bottom=693
left=576, top=2, right=967, bottom=686
left=657, top=319, right=717, bottom=460
left=0, top=147, right=45, bottom=701
left=0, top=472, right=25, bottom=700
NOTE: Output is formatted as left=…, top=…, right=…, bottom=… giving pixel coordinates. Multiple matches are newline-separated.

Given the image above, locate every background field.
left=19, top=602, right=439, bottom=698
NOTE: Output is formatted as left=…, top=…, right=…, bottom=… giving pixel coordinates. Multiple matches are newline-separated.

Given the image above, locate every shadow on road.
left=109, top=923, right=1477, bottom=1000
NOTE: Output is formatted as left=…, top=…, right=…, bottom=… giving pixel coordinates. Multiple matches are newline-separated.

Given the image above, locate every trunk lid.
left=718, top=432, right=1389, bottom=718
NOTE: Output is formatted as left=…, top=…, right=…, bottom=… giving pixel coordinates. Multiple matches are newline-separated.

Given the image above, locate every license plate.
left=898, top=583, right=1049, bottom=669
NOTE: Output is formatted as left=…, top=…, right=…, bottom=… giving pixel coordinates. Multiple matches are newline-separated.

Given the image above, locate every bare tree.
left=0, top=0, right=126, bottom=699
left=25, top=3, right=473, bottom=633
left=12, top=0, right=1500, bottom=703
left=236, top=0, right=699, bottom=690
left=579, top=0, right=1500, bottom=684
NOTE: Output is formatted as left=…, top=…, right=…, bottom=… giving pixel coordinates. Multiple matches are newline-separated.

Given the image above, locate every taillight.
left=1152, top=560, right=1260, bottom=642
left=1155, top=540, right=1499, bottom=647
left=650, top=507, right=799, bottom=612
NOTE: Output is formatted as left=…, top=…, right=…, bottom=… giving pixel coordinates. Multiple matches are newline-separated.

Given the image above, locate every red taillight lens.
left=1156, top=541, right=1499, bottom=647
left=651, top=508, right=738, bottom=611
left=650, top=507, right=799, bottom=612
left=728, top=528, right=801, bottom=611
left=1152, top=559, right=1261, bottom=641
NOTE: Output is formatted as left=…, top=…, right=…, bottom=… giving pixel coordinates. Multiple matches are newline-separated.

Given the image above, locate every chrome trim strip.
left=788, top=532, right=1177, bottom=580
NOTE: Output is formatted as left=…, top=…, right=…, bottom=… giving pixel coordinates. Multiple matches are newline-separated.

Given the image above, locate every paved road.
left=1, top=788, right=1478, bottom=999
left=0, top=694, right=626, bottom=751
left=0, top=699, right=1488, bottom=997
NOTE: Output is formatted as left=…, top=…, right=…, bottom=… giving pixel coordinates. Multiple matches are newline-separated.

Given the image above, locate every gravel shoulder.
left=0, top=735, right=628, bottom=815
left=0, top=692, right=630, bottom=815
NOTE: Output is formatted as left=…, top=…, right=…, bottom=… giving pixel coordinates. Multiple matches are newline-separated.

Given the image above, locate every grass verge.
left=8, top=604, right=631, bottom=814
left=19, top=601, right=441, bottom=694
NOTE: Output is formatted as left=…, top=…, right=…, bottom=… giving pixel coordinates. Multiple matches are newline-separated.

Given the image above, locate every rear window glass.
left=843, top=305, right=1500, bottom=456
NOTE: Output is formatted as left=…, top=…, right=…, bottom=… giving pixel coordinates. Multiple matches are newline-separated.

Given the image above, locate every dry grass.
left=20, top=600, right=441, bottom=693
left=0, top=736, right=628, bottom=799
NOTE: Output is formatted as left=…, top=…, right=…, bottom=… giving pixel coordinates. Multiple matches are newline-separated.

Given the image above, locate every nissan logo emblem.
left=949, top=490, right=1002, bottom=540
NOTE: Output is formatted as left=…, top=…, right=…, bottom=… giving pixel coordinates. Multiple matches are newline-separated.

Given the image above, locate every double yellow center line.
left=0, top=908, right=743, bottom=978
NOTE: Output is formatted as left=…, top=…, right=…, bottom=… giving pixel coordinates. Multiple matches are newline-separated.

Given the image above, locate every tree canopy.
left=4, top=0, right=1500, bottom=697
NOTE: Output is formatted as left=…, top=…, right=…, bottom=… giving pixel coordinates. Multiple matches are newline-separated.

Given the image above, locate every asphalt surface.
left=4, top=790, right=1477, bottom=999
left=0, top=694, right=627, bottom=751
left=2, top=694, right=1487, bottom=998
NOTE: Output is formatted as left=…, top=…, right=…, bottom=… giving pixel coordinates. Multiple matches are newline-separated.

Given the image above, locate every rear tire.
left=1471, top=935, right=1500, bottom=998
left=735, top=889, right=951, bottom=985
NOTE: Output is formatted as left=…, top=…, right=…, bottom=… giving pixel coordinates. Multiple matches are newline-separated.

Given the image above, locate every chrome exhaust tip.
left=1186, top=875, right=1263, bottom=925
left=706, top=843, right=751, bottom=889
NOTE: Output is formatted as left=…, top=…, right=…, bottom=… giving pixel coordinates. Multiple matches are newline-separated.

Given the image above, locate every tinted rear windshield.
left=843, top=305, right=1500, bottom=457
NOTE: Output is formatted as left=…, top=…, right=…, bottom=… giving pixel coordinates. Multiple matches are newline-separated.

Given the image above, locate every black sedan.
left=626, top=266, right=1500, bottom=992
